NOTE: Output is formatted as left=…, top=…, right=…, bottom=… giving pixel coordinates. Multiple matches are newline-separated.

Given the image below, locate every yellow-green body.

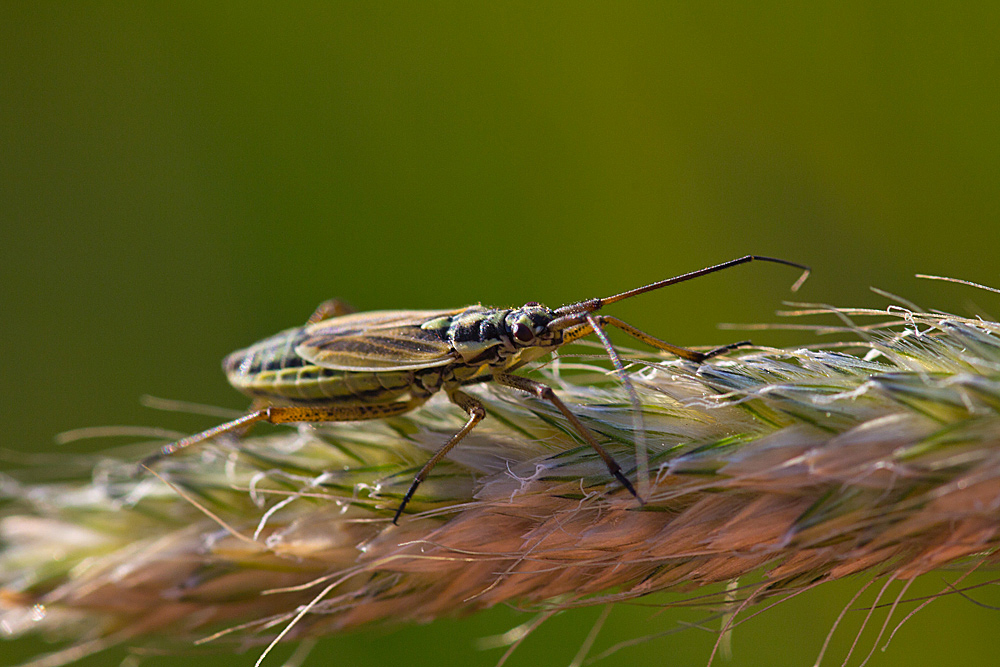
left=223, top=305, right=563, bottom=409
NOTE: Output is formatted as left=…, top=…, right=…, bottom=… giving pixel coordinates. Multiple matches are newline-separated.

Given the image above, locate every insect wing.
left=296, top=309, right=463, bottom=371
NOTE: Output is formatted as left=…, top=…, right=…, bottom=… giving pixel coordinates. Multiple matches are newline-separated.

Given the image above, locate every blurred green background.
left=3, top=3, right=999, bottom=666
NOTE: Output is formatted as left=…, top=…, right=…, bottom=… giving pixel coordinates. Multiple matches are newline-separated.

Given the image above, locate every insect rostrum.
left=142, top=255, right=808, bottom=523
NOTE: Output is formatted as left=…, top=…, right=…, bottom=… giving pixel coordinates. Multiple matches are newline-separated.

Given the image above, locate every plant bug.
left=141, top=255, right=808, bottom=523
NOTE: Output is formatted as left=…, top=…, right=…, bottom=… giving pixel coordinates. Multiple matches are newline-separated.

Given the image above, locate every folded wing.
left=295, top=309, right=463, bottom=371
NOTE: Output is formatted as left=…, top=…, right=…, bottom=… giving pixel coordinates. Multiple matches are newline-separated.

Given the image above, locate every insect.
left=141, top=255, right=808, bottom=523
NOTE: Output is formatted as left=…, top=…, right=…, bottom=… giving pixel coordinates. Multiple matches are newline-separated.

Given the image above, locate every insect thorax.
left=442, top=304, right=562, bottom=369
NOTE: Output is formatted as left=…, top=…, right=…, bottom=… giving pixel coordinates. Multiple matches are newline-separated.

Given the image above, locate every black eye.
left=512, top=322, right=535, bottom=343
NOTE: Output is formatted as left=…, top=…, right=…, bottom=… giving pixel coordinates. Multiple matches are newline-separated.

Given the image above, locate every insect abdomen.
left=223, top=327, right=420, bottom=404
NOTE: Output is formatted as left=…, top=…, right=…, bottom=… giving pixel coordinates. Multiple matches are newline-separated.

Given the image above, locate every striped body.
left=223, top=305, right=563, bottom=409
left=145, top=256, right=809, bottom=523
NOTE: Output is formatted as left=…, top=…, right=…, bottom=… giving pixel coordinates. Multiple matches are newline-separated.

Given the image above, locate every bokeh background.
left=3, top=3, right=999, bottom=666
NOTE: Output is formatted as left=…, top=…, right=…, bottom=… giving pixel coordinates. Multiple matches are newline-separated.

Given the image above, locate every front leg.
left=493, top=373, right=641, bottom=503
left=598, top=316, right=751, bottom=362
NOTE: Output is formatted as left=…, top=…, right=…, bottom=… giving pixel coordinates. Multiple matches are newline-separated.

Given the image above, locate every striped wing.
left=295, top=309, right=463, bottom=371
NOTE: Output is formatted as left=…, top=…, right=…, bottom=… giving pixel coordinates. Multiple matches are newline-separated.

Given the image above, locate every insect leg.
left=139, top=400, right=419, bottom=471
left=597, top=316, right=752, bottom=362
left=306, top=298, right=356, bottom=324
left=493, top=373, right=641, bottom=503
left=393, top=390, right=486, bottom=524
left=697, top=340, right=754, bottom=360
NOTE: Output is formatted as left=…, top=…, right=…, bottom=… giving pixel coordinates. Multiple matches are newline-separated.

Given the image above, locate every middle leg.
left=392, top=389, right=486, bottom=524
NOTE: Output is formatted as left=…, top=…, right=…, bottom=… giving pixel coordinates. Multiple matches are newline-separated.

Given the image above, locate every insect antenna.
left=553, top=255, right=810, bottom=317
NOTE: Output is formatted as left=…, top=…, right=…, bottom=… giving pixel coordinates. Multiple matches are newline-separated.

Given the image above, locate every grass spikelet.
left=3, top=301, right=1000, bottom=665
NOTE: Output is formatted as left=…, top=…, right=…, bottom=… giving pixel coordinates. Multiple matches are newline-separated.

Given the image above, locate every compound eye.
left=512, top=322, right=535, bottom=344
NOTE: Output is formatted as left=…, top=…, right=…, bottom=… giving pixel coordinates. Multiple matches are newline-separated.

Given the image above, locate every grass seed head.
left=3, top=303, right=1000, bottom=665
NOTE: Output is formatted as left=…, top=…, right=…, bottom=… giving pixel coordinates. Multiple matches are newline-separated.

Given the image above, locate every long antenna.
left=599, top=255, right=810, bottom=307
